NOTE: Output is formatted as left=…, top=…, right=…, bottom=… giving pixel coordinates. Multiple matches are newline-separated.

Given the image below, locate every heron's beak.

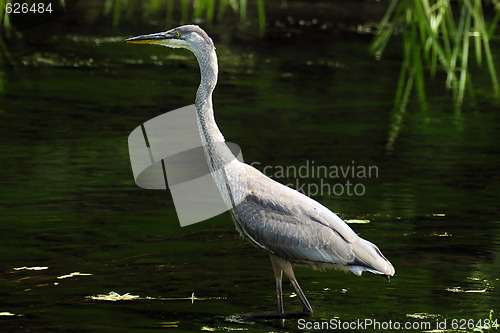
left=126, top=32, right=174, bottom=45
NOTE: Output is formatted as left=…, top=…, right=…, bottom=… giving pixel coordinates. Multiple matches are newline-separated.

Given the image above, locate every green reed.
left=0, top=0, right=14, bottom=65
left=372, top=0, right=499, bottom=150
left=473, top=310, right=498, bottom=333
left=111, top=0, right=265, bottom=34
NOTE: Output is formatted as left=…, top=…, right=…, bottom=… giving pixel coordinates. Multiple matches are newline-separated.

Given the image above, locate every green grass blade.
left=473, top=24, right=482, bottom=67
left=1, top=0, right=12, bottom=35
left=447, top=4, right=467, bottom=89
left=472, top=0, right=482, bottom=66
left=464, top=0, right=500, bottom=97
left=488, top=11, right=500, bottom=38
left=370, top=0, right=400, bottom=55
left=181, top=0, right=189, bottom=24
left=193, top=0, right=205, bottom=20
left=240, top=0, right=247, bottom=22
left=217, top=0, right=228, bottom=21
left=206, top=0, right=215, bottom=23
left=437, top=0, right=452, bottom=59
left=414, top=45, right=428, bottom=111
left=457, top=7, right=471, bottom=111
left=481, top=34, right=500, bottom=97
left=257, top=0, right=266, bottom=35
left=112, top=0, right=122, bottom=28
left=409, top=9, right=428, bottom=111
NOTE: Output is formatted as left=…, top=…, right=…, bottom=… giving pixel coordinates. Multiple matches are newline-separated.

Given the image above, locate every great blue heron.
left=127, top=25, right=395, bottom=322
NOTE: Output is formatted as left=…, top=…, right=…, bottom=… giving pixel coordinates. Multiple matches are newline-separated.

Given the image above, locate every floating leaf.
left=446, top=287, right=488, bottom=293
left=345, top=219, right=370, bottom=224
left=407, top=312, right=440, bottom=319
left=465, top=288, right=488, bottom=293
left=88, top=291, right=140, bottom=301
left=0, top=312, right=16, bottom=316
left=13, top=266, right=49, bottom=271
left=57, top=272, right=93, bottom=279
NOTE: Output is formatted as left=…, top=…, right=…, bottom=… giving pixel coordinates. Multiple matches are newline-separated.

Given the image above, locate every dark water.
left=1, top=2, right=500, bottom=332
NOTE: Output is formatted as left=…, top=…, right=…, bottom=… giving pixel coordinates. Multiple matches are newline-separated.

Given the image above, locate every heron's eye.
left=175, top=31, right=180, bottom=38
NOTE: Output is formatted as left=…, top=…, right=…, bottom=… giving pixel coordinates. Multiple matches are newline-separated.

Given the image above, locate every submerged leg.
left=244, top=255, right=313, bottom=324
left=271, top=255, right=285, bottom=327
left=290, top=278, right=313, bottom=316
left=277, top=255, right=313, bottom=316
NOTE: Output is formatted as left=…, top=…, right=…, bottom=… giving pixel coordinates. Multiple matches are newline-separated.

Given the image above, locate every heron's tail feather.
left=348, top=238, right=395, bottom=277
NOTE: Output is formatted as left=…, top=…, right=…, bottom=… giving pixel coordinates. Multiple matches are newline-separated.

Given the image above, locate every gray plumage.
left=127, top=25, right=395, bottom=321
left=233, top=167, right=394, bottom=276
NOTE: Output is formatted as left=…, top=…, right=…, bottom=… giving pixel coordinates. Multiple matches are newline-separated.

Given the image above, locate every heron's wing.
left=233, top=165, right=355, bottom=264
left=232, top=164, right=394, bottom=275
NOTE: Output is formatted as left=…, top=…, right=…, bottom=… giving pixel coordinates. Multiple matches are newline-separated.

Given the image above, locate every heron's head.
left=126, top=25, right=214, bottom=53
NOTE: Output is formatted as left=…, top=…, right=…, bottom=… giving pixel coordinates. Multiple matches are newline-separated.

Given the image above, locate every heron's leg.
left=278, top=256, right=313, bottom=316
left=270, top=256, right=284, bottom=314
left=270, top=256, right=285, bottom=326
left=290, top=278, right=313, bottom=316
left=243, top=255, right=313, bottom=324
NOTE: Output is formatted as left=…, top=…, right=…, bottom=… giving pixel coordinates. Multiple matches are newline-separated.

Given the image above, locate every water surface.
left=1, top=3, right=499, bottom=332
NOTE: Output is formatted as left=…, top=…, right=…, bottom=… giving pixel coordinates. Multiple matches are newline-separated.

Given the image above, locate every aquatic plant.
left=0, top=0, right=15, bottom=65
left=473, top=310, right=498, bottom=332
left=371, top=0, right=499, bottom=149
left=0, top=0, right=11, bottom=35
left=373, top=0, right=499, bottom=110
left=0, top=0, right=70, bottom=65
left=0, top=0, right=265, bottom=65
left=109, top=0, right=266, bottom=33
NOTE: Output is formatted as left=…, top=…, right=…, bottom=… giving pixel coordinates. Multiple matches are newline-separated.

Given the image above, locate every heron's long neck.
left=193, top=47, right=236, bottom=172
left=192, top=44, right=245, bottom=211
left=195, top=48, right=223, bottom=145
